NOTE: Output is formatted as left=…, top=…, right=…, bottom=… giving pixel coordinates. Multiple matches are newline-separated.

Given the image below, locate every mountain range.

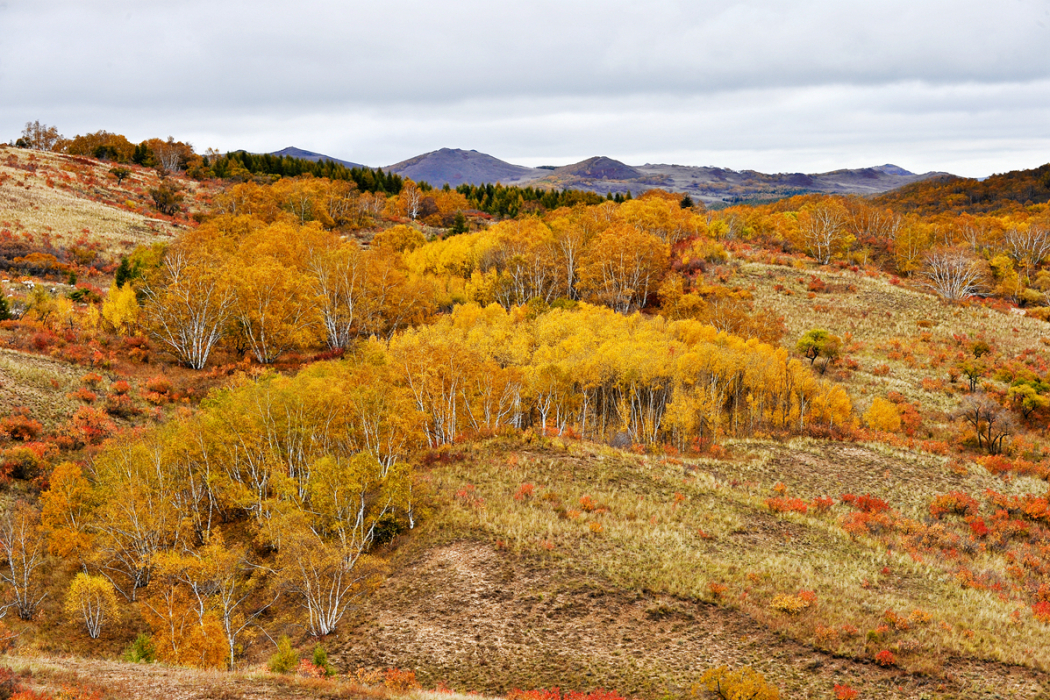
left=269, top=146, right=950, bottom=203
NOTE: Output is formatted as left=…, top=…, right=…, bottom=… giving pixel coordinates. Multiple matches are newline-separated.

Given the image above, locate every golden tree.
left=65, top=573, right=119, bottom=639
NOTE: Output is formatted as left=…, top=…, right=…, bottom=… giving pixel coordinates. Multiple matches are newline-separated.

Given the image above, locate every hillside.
left=0, top=146, right=196, bottom=258
left=325, top=436, right=1049, bottom=700
left=874, top=163, right=1050, bottom=215
left=3, top=141, right=1050, bottom=700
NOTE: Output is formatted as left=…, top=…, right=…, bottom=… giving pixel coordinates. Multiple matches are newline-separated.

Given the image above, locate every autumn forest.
left=0, top=123, right=1049, bottom=699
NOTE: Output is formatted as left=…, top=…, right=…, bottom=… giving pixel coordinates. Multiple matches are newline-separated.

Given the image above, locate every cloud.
left=2, top=0, right=1048, bottom=175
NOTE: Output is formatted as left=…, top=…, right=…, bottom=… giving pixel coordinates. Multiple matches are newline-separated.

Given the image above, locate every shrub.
left=268, top=635, right=298, bottom=674
left=864, top=397, right=901, bottom=432
left=764, top=497, right=808, bottom=515
left=834, top=685, right=858, bottom=700
left=80, top=372, right=103, bottom=387
left=295, top=659, right=325, bottom=678
left=122, top=633, right=156, bottom=663
left=929, top=491, right=979, bottom=518
left=770, top=594, right=810, bottom=614
left=109, top=380, right=131, bottom=395
left=0, top=409, right=42, bottom=442
left=144, top=375, right=172, bottom=394
left=698, top=665, right=779, bottom=700
left=840, top=493, right=890, bottom=513
left=874, top=649, right=896, bottom=667
left=383, top=668, right=421, bottom=692
left=514, top=483, right=535, bottom=500
left=811, top=496, right=835, bottom=513
left=311, top=644, right=335, bottom=677
left=68, top=387, right=98, bottom=403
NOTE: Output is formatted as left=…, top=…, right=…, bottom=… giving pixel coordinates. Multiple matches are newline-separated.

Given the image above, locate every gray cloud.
left=2, top=0, right=1049, bottom=176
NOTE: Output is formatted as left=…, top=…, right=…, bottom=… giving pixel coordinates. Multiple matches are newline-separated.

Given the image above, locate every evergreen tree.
left=114, top=257, right=133, bottom=288
left=0, top=290, right=10, bottom=321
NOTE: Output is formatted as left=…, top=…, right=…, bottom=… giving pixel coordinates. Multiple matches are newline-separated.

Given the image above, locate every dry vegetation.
left=0, top=146, right=199, bottom=258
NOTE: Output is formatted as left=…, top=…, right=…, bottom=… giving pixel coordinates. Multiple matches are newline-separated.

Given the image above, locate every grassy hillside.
left=325, top=435, right=1049, bottom=700
left=0, top=146, right=201, bottom=259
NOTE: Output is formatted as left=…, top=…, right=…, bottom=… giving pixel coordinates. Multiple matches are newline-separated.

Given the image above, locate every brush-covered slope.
left=874, top=162, right=1050, bottom=215
left=0, top=146, right=195, bottom=257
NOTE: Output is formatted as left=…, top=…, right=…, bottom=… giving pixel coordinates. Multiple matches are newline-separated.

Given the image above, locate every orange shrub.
left=765, top=497, right=808, bottom=515
left=384, top=668, right=421, bottom=691
left=930, top=491, right=979, bottom=518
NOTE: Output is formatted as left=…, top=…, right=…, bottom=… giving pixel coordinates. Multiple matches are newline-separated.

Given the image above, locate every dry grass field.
left=3, top=654, right=499, bottom=700
left=0, top=146, right=200, bottom=258
left=323, top=435, right=1050, bottom=699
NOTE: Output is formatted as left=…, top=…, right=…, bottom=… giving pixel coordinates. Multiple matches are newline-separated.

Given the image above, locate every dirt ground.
left=332, top=540, right=1050, bottom=700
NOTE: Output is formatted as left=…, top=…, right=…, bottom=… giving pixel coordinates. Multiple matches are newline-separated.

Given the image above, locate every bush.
left=311, top=644, right=335, bottom=677
left=122, top=633, right=156, bottom=663
left=770, top=593, right=811, bottom=615
left=0, top=409, right=42, bottom=442
left=383, top=668, right=421, bottom=692
left=698, top=666, right=779, bottom=700
left=268, top=635, right=298, bottom=674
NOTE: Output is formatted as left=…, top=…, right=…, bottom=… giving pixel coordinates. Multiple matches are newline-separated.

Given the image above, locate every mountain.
left=385, top=148, right=545, bottom=187
left=378, top=148, right=949, bottom=203
left=269, top=146, right=366, bottom=170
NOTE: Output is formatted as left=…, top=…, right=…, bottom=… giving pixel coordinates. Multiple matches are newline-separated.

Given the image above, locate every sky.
left=1, top=0, right=1048, bottom=178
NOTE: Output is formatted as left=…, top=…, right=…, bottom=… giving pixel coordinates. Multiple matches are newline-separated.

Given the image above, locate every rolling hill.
left=268, top=146, right=367, bottom=170
left=385, top=147, right=545, bottom=187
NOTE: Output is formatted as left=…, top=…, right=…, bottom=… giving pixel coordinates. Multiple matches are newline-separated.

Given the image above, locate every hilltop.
left=268, top=146, right=367, bottom=170
left=385, top=148, right=544, bottom=187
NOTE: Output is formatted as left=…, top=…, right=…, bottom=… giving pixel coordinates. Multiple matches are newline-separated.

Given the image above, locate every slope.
left=874, top=163, right=1050, bottom=215
left=326, top=436, right=1049, bottom=700
left=0, top=146, right=195, bottom=258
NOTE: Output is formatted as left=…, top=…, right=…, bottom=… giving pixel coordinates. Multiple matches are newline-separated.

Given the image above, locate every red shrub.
left=841, top=493, right=890, bottom=513
left=930, top=491, right=980, bottom=519
left=514, top=483, right=535, bottom=501
left=109, top=380, right=131, bottom=395
left=834, top=685, right=858, bottom=700
left=811, top=496, right=835, bottom=514
left=383, top=668, right=421, bottom=691
left=874, top=650, right=896, bottom=667
left=0, top=409, right=42, bottom=442
left=144, top=375, right=172, bottom=394
left=765, top=497, right=808, bottom=515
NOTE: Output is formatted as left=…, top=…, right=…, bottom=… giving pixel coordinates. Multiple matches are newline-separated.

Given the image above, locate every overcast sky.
left=1, top=0, right=1048, bottom=177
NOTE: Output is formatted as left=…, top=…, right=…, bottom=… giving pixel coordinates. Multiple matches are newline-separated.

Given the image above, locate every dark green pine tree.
left=114, top=257, right=133, bottom=288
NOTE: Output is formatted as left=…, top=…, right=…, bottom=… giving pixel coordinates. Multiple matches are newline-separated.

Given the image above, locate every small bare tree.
left=153, top=138, right=186, bottom=174
left=954, top=393, right=1015, bottom=454
left=921, top=247, right=986, bottom=301
left=796, top=199, right=851, bottom=265
left=0, top=502, right=48, bottom=620
left=1003, top=224, right=1050, bottom=282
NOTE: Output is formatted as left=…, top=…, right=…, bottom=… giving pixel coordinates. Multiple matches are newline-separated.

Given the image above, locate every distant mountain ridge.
left=268, top=146, right=366, bottom=170
left=270, top=145, right=951, bottom=203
